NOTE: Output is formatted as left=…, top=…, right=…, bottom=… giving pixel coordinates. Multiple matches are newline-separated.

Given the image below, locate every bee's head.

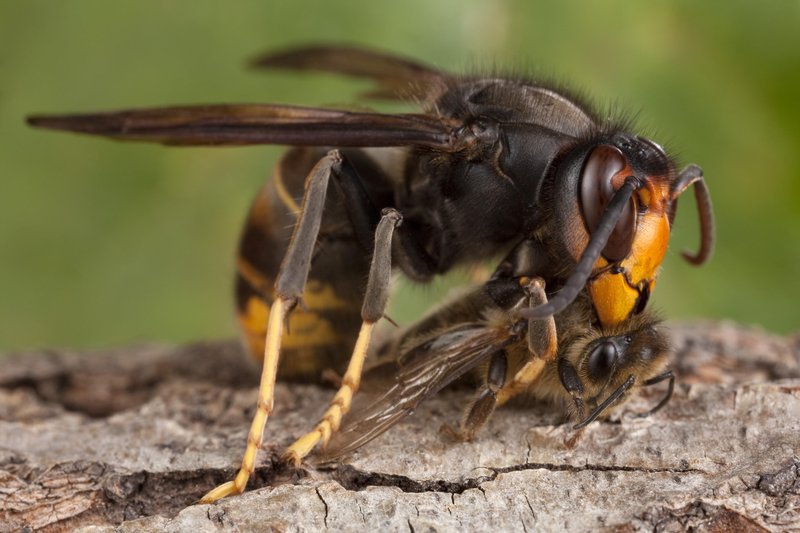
left=556, top=313, right=671, bottom=427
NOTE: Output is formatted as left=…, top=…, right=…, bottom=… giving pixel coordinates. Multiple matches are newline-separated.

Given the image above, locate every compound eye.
left=587, top=340, right=619, bottom=381
left=580, top=144, right=637, bottom=262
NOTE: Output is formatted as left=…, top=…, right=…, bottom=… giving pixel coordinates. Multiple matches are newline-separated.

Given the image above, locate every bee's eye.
left=587, top=340, right=619, bottom=380
left=579, top=144, right=637, bottom=262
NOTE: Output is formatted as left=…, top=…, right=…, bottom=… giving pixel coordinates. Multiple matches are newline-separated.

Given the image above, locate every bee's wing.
left=27, top=104, right=457, bottom=149
left=323, top=322, right=519, bottom=460
left=250, top=44, right=451, bottom=101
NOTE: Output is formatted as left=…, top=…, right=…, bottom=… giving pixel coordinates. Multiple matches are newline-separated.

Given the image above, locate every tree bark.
left=0, top=321, right=798, bottom=532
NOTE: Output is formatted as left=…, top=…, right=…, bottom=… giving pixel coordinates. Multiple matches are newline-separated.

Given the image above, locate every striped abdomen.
left=235, top=147, right=371, bottom=381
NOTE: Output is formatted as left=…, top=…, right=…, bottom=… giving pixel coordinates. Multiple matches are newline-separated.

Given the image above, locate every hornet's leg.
left=283, top=208, right=402, bottom=465
left=496, top=277, right=557, bottom=405
left=200, top=151, right=340, bottom=504
left=447, top=277, right=557, bottom=440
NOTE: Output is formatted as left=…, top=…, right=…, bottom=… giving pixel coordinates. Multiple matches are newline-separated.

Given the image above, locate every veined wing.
left=251, top=44, right=451, bottom=101
left=323, top=319, right=523, bottom=459
left=27, top=103, right=457, bottom=149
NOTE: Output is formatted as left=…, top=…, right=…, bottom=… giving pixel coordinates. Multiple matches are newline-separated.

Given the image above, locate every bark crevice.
left=0, top=322, right=797, bottom=532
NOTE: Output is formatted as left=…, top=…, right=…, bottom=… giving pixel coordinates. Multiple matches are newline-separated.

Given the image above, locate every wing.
left=322, top=320, right=523, bottom=460
left=250, top=44, right=452, bottom=101
left=26, top=104, right=457, bottom=149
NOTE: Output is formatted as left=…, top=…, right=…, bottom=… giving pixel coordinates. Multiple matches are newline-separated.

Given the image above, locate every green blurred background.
left=1, top=1, right=798, bottom=352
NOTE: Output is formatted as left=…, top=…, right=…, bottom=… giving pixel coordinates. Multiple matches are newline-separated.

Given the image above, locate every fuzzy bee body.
left=327, top=278, right=670, bottom=458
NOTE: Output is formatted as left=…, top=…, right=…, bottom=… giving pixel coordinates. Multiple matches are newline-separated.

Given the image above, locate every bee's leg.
left=496, top=277, right=557, bottom=405
left=200, top=151, right=340, bottom=504
left=558, top=358, right=586, bottom=423
left=444, top=350, right=508, bottom=441
left=283, top=208, right=402, bottom=465
left=446, top=277, right=555, bottom=440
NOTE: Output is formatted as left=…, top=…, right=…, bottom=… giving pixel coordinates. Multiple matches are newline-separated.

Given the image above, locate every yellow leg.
left=496, top=277, right=557, bottom=406
left=496, top=358, right=546, bottom=406
left=283, top=209, right=401, bottom=464
left=199, top=152, right=340, bottom=503
left=283, top=321, right=375, bottom=465
left=200, top=299, right=288, bottom=504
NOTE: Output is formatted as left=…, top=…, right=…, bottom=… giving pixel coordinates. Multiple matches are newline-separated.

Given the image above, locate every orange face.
left=588, top=175, right=672, bottom=327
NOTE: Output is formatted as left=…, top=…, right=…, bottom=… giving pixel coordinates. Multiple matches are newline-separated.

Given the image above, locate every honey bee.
left=26, top=45, right=710, bottom=502
left=324, top=274, right=671, bottom=458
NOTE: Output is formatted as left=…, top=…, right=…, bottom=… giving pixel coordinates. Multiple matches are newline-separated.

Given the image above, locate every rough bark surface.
left=0, top=321, right=798, bottom=532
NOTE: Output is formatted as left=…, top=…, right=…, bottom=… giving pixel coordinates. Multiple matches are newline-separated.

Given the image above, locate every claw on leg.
left=199, top=152, right=338, bottom=504
left=200, top=298, right=289, bottom=504
left=284, top=321, right=375, bottom=465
